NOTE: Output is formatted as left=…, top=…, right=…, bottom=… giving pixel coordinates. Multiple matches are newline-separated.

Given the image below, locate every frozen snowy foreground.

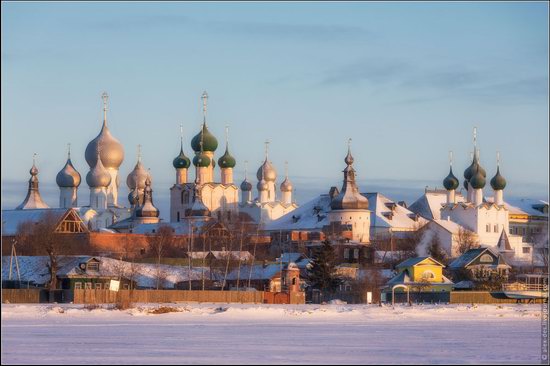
left=1, top=303, right=544, bottom=364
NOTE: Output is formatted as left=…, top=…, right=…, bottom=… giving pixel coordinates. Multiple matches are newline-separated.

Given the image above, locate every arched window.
left=422, top=271, right=436, bottom=280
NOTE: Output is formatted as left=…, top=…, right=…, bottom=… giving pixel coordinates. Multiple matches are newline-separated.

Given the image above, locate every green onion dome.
left=443, top=167, right=459, bottom=191
left=193, top=153, right=211, bottom=167
left=218, top=147, right=236, bottom=169
left=173, top=148, right=191, bottom=169
left=469, top=166, right=486, bottom=189
left=240, top=178, right=252, bottom=191
left=464, top=153, right=486, bottom=181
left=490, top=167, right=507, bottom=191
left=191, top=124, right=218, bottom=152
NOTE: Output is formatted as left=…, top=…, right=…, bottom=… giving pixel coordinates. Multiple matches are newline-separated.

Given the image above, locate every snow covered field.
left=1, top=303, right=544, bottom=364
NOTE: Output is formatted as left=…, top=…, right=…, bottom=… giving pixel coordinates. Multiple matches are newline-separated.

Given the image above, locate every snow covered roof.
left=128, top=218, right=214, bottom=235
left=396, top=256, right=445, bottom=269
left=485, top=197, right=548, bottom=218
left=1, top=208, right=72, bottom=236
left=264, top=194, right=332, bottom=231
left=276, top=253, right=307, bottom=264
left=187, top=251, right=253, bottom=261
left=265, top=191, right=428, bottom=232
left=1, top=256, right=211, bottom=289
left=363, top=192, right=429, bottom=230
left=431, top=219, right=467, bottom=235
left=448, top=247, right=510, bottom=270
left=408, top=190, right=466, bottom=220
left=225, top=264, right=283, bottom=281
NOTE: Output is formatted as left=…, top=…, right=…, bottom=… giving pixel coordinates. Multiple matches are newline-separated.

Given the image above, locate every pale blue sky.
left=2, top=2, right=548, bottom=219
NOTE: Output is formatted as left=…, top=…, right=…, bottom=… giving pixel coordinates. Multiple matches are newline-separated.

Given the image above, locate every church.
left=4, top=91, right=298, bottom=238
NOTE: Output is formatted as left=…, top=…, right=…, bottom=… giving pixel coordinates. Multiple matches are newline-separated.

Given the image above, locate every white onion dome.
left=191, top=124, right=218, bottom=152
left=280, top=177, right=293, bottom=192
left=490, top=167, right=507, bottom=191
left=256, top=159, right=277, bottom=182
left=443, top=167, right=459, bottom=191
left=85, top=121, right=124, bottom=169
left=240, top=178, right=252, bottom=191
left=86, top=151, right=112, bottom=188
left=469, top=166, right=486, bottom=189
left=193, top=153, right=211, bottom=167
left=56, top=158, right=81, bottom=188
left=126, top=160, right=148, bottom=190
left=257, top=179, right=268, bottom=191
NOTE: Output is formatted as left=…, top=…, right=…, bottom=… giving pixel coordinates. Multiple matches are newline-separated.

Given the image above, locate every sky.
left=1, top=1, right=548, bottom=220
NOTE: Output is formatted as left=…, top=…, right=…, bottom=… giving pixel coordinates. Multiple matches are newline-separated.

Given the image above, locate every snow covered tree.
left=307, top=240, right=341, bottom=292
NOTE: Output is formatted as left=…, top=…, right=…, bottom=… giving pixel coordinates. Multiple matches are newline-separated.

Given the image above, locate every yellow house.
left=385, top=257, right=453, bottom=293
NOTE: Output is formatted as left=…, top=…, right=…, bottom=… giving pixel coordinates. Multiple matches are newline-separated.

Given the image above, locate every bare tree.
left=15, top=212, right=70, bottom=291
left=427, top=234, right=448, bottom=265
left=456, top=227, right=480, bottom=255
left=533, top=226, right=549, bottom=268
left=147, top=224, right=175, bottom=265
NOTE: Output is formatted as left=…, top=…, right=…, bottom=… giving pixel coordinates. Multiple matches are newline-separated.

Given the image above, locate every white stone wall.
left=328, top=209, right=371, bottom=243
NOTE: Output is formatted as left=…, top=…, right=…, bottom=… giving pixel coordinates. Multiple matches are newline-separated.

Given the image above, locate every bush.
left=147, top=306, right=182, bottom=315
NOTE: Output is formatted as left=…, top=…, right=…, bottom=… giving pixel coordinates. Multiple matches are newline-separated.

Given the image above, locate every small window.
left=177, top=212, right=180, bottom=222
left=292, top=278, right=296, bottom=285
left=123, top=284, right=130, bottom=290
left=87, top=262, right=99, bottom=272
left=85, top=282, right=92, bottom=290
left=95, top=283, right=101, bottom=289
left=74, top=282, right=82, bottom=290
left=494, top=224, right=498, bottom=232
left=486, top=224, right=490, bottom=233
left=344, top=248, right=350, bottom=259
left=523, top=247, right=531, bottom=254
left=353, top=249, right=359, bottom=259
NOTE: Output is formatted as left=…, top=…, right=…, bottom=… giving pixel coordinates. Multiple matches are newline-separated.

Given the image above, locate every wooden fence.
left=72, top=290, right=266, bottom=304
left=450, top=291, right=546, bottom=304
left=2, top=289, right=46, bottom=303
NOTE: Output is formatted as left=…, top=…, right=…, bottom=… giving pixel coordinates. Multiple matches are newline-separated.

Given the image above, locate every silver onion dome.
left=280, top=177, right=293, bottom=192
left=256, top=159, right=277, bottom=182
left=257, top=179, right=268, bottom=191
left=56, top=158, right=81, bottom=188
left=126, top=160, right=148, bottom=190
left=86, top=151, right=112, bottom=188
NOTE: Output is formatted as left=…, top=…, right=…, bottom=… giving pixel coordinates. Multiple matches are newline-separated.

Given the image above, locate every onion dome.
left=56, top=156, right=81, bottom=188
left=463, top=180, right=468, bottom=190
left=256, top=159, right=277, bottom=182
left=193, top=153, right=211, bottom=167
left=135, top=175, right=159, bottom=218
left=464, top=150, right=486, bottom=181
left=126, top=159, right=148, bottom=190
left=280, top=177, right=293, bottom=192
left=330, top=143, right=369, bottom=210
left=257, top=179, right=268, bottom=192
left=173, top=149, right=191, bottom=169
left=128, top=189, right=140, bottom=207
left=443, top=167, right=459, bottom=191
left=191, top=123, right=218, bottom=152
left=85, top=93, right=124, bottom=169
left=490, top=167, right=507, bottom=191
left=86, top=151, right=112, bottom=188
left=241, top=178, right=252, bottom=191
left=469, top=166, right=486, bottom=189
left=218, top=147, right=236, bottom=169
left=16, top=159, right=50, bottom=210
